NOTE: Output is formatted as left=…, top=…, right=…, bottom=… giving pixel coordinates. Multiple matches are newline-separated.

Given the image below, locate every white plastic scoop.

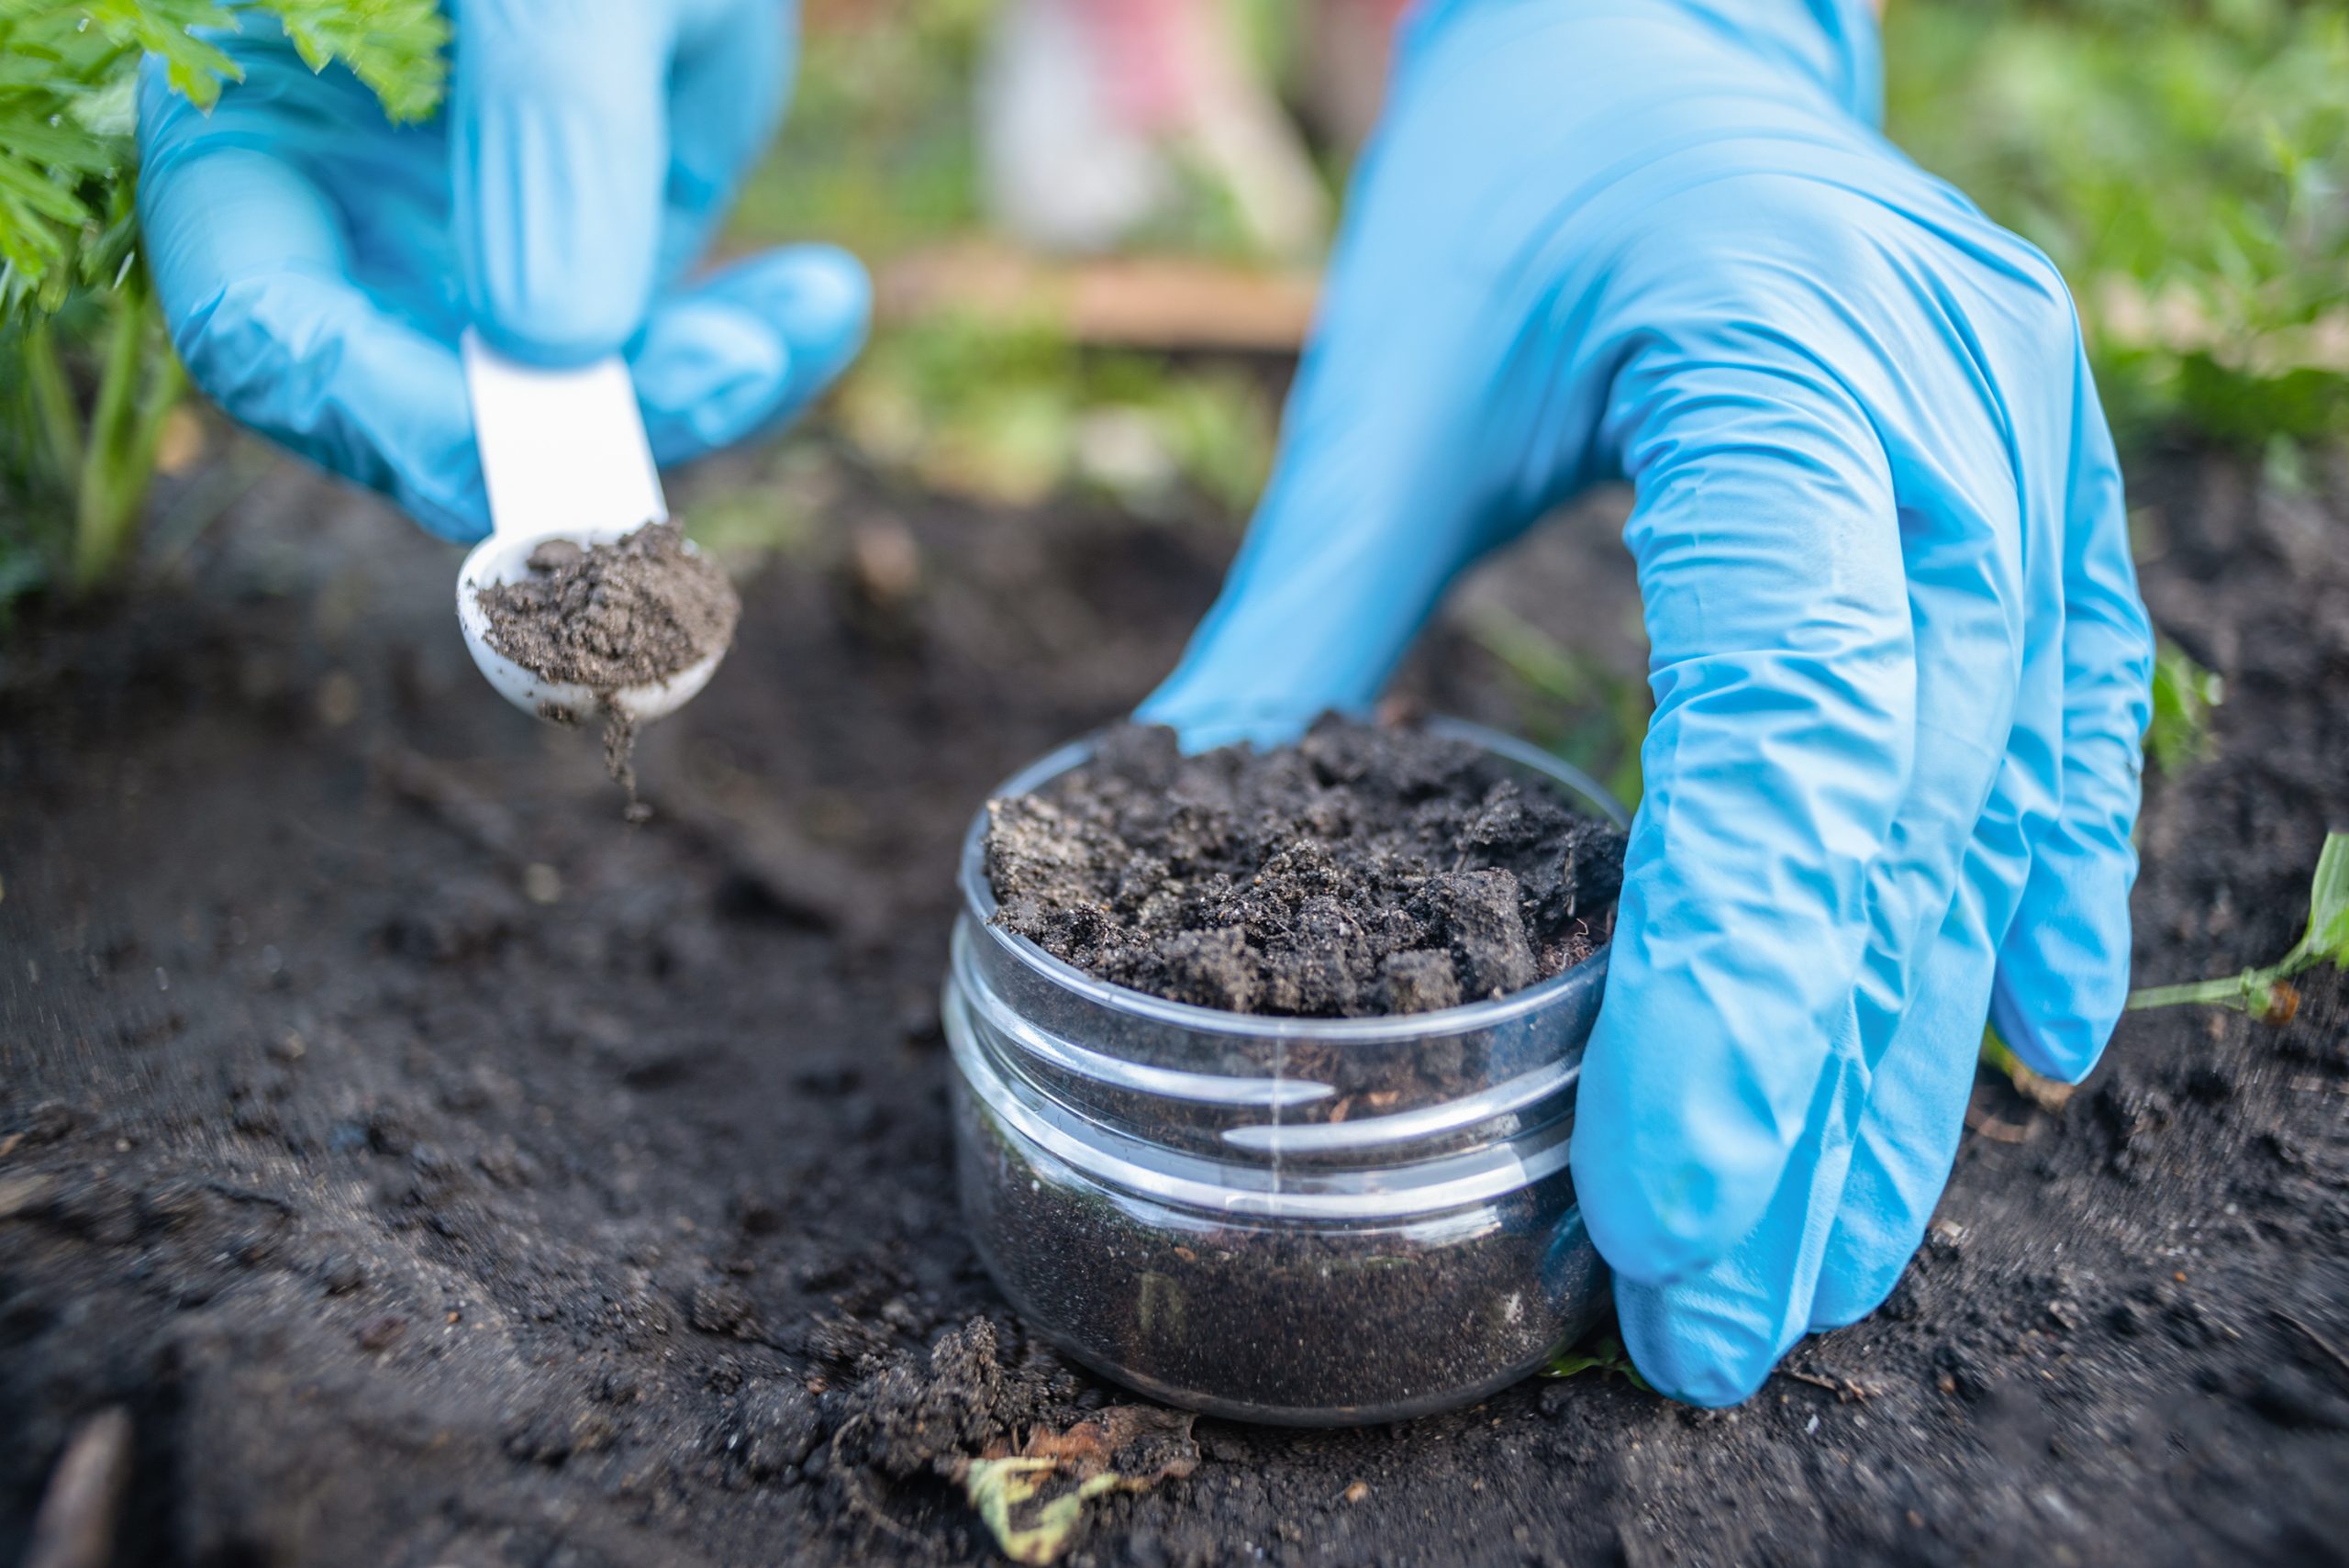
left=455, top=333, right=724, bottom=725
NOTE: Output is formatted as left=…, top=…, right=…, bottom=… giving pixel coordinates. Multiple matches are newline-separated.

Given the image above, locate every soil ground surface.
left=4, top=440, right=2348, bottom=1567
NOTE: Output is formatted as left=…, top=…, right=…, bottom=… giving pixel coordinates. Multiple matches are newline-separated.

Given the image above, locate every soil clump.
left=475, top=523, right=738, bottom=692
left=985, top=717, right=1625, bottom=1017
left=474, top=522, right=739, bottom=811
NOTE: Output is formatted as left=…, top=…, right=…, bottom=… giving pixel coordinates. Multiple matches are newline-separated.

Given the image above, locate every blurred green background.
left=717, top=0, right=2349, bottom=519
left=5, top=0, right=2344, bottom=614
left=718, top=0, right=2343, bottom=810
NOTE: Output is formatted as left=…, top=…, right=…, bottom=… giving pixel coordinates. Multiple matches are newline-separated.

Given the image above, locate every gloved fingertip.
left=1571, top=1079, right=1788, bottom=1289
left=1574, top=1170, right=1733, bottom=1288
left=717, top=243, right=873, bottom=388
left=777, top=245, right=873, bottom=345
left=1804, top=1249, right=1907, bottom=1332
left=631, top=247, right=875, bottom=462
left=1130, top=693, right=1332, bottom=754
left=634, top=297, right=794, bottom=453
left=452, top=7, right=669, bottom=372
left=1991, top=724, right=2143, bottom=1084
left=469, top=306, right=640, bottom=373
left=1616, top=1281, right=1783, bottom=1407
left=1989, top=867, right=2133, bottom=1083
left=1988, top=984, right=2112, bottom=1084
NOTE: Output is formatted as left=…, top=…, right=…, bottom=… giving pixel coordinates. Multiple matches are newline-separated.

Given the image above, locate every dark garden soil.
left=474, top=522, right=742, bottom=812
left=3, top=439, right=2347, bottom=1567
left=474, top=524, right=740, bottom=696
left=985, top=717, right=1624, bottom=1017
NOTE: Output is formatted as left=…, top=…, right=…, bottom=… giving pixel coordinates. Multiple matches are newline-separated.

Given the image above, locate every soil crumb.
left=831, top=1318, right=1084, bottom=1483
left=985, top=717, right=1625, bottom=1017
left=474, top=522, right=739, bottom=814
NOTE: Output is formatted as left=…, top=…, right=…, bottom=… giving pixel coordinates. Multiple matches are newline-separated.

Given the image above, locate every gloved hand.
left=136, top=0, right=869, bottom=541
left=1141, top=0, right=2153, bottom=1403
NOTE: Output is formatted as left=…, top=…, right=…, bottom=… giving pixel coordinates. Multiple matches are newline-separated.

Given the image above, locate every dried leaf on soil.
left=1979, top=1027, right=2076, bottom=1114
left=24, top=1406, right=131, bottom=1568
left=954, top=1406, right=1198, bottom=1565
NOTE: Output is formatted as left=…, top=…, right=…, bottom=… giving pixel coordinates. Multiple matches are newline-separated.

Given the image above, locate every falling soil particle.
left=985, top=717, right=1625, bottom=1016
left=473, top=522, right=740, bottom=815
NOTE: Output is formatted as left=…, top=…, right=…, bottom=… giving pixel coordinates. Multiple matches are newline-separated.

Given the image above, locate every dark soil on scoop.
left=985, top=718, right=1624, bottom=1017
left=475, top=523, right=739, bottom=692
left=3, top=437, right=2346, bottom=1567
left=475, top=522, right=740, bottom=812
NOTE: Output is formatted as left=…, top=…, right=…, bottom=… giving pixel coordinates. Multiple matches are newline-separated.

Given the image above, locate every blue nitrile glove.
left=136, top=0, right=869, bottom=541
left=1141, top=0, right=2154, bottom=1404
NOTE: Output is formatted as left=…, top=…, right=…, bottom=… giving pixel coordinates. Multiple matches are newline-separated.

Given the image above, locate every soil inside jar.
left=971, top=717, right=1626, bottom=1418
left=473, top=521, right=740, bottom=815
left=985, top=717, right=1627, bottom=1018
left=956, top=1080, right=1608, bottom=1422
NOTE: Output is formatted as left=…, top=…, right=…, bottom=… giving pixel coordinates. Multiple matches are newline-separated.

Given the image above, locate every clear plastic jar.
left=944, top=720, right=1621, bottom=1426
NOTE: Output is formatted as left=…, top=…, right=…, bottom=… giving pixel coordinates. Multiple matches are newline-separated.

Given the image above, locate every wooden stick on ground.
left=25, top=1407, right=133, bottom=1568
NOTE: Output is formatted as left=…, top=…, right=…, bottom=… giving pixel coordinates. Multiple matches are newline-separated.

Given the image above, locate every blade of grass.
left=2129, top=831, right=2349, bottom=1021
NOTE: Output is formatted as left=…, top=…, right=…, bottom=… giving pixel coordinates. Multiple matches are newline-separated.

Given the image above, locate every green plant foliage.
left=833, top=310, right=1275, bottom=515
left=0, top=0, right=445, bottom=606
left=2144, top=639, right=2223, bottom=775
left=1543, top=1331, right=1649, bottom=1389
left=731, top=0, right=1318, bottom=265
left=0, top=1, right=448, bottom=313
left=1886, top=0, right=2349, bottom=450
left=2129, top=831, right=2349, bottom=1020
left=960, top=1459, right=1117, bottom=1566
left=1462, top=599, right=1650, bottom=812
left=952, top=1407, right=1198, bottom=1567
left=728, top=0, right=992, bottom=261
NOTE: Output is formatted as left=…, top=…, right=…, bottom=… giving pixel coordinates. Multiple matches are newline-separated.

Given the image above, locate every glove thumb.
left=452, top=0, right=674, bottom=365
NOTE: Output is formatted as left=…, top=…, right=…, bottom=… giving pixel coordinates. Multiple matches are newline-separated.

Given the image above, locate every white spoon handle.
left=462, top=330, right=666, bottom=541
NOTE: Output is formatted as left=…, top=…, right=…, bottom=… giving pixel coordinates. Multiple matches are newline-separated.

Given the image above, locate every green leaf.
left=1543, top=1332, right=1650, bottom=1389
left=2132, top=831, right=2349, bottom=1018
left=961, top=1457, right=1100, bottom=1566
left=2144, top=639, right=2222, bottom=775
left=0, top=150, right=94, bottom=228
left=81, top=0, right=245, bottom=110
left=953, top=1407, right=1198, bottom=1567
left=1884, top=1, right=2349, bottom=449
left=2296, top=831, right=2349, bottom=969
left=0, top=1, right=447, bottom=314
left=68, top=72, right=135, bottom=137
left=262, top=0, right=449, bottom=124
left=1, top=115, right=128, bottom=173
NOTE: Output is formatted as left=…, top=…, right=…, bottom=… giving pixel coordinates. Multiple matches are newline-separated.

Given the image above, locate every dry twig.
left=25, top=1407, right=132, bottom=1568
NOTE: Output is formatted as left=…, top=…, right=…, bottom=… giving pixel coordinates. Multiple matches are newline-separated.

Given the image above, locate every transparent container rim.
left=957, top=716, right=1628, bottom=1045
